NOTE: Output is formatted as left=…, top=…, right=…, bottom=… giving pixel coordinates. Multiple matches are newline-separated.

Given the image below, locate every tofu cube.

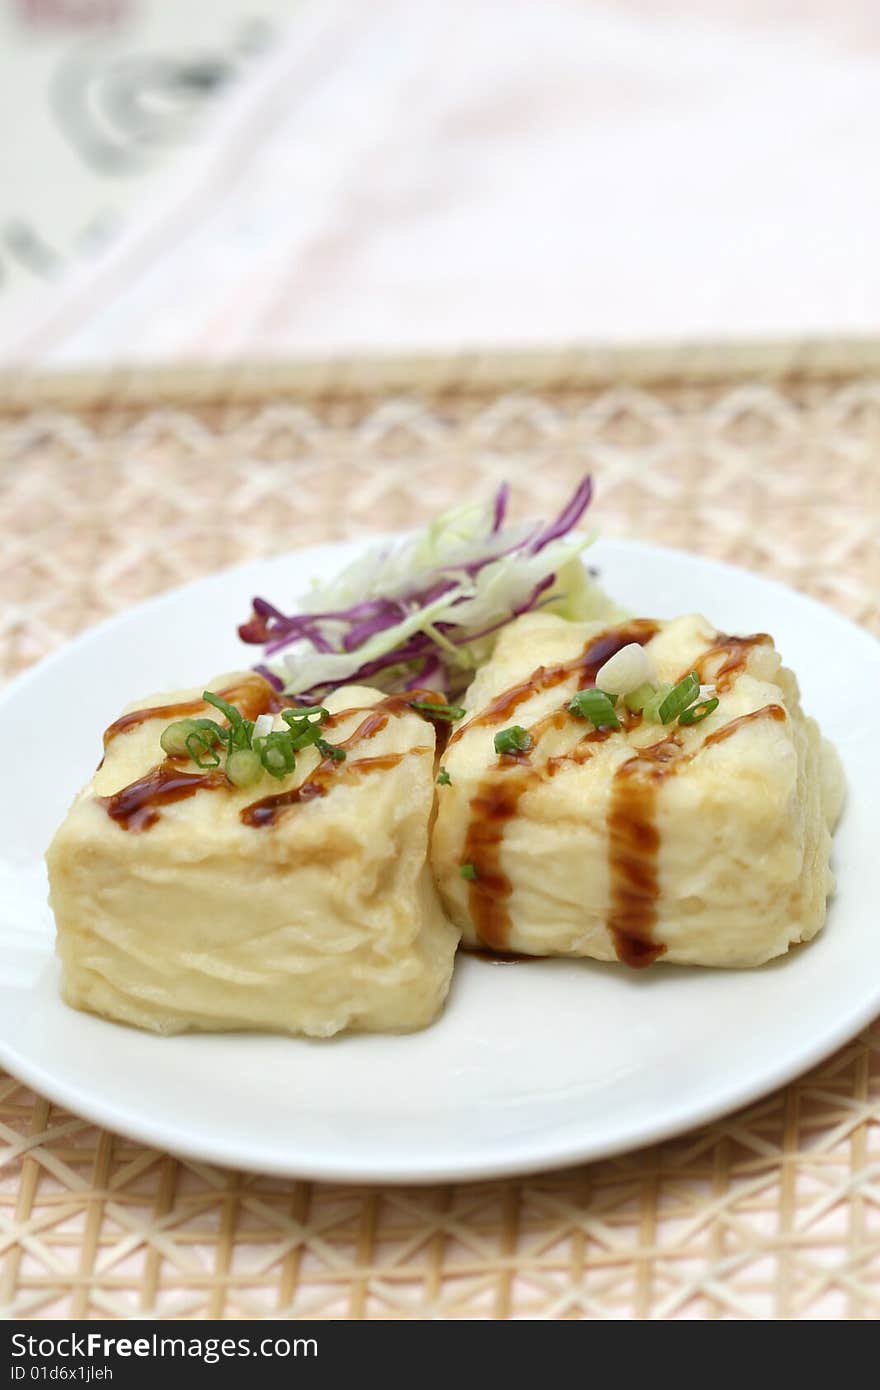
left=431, top=613, right=843, bottom=968
left=48, top=675, right=459, bottom=1035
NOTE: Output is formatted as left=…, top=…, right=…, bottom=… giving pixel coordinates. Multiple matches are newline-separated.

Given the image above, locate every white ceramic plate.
left=0, top=539, right=877, bottom=1182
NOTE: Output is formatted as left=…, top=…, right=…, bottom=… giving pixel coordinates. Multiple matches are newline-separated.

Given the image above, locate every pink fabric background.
left=3, top=0, right=880, bottom=365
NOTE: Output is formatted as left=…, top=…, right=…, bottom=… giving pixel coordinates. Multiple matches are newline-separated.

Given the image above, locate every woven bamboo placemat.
left=1, top=346, right=878, bottom=1319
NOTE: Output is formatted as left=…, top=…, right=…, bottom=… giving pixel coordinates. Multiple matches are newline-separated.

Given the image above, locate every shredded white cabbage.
left=264, top=489, right=619, bottom=697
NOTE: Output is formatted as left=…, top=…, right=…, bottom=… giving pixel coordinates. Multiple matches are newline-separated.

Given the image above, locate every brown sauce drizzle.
left=693, top=632, right=772, bottom=692
left=461, top=622, right=659, bottom=951
left=605, top=703, right=786, bottom=965
left=702, top=702, right=786, bottom=747
left=469, top=948, right=537, bottom=964
left=101, top=763, right=227, bottom=832
left=319, top=688, right=447, bottom=734
left=462, top=769, right=532, bottom=951
left=545, top=725, right=616, bottom=775
left=102, top=673, right=285, bottom=747
left=448, top=619, right=659, bottom=747
left=101, top=688, right=443, bottom=833
left=241, top=749, right=424, bottom=827
left=606, top=736, right=680, bottom=967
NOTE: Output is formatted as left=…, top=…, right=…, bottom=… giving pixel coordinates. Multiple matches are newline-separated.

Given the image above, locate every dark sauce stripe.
left=241, top=749, right=429, bottom=827
left=461, top=622, right=659, bottom=950
left=462, top=769, right=530, bottom=951
left=606, top=704, right=787, bottom=966
left=693, top=632, right=772, bottom=692
left=702, top=702, right=786, bottom=747
left=607, top=736, right=679, bottom=967
left=102, top=674, right=285, bottom=747
left=101, top=689, right=444, bottom=833
left=448, top=620, right=659, bottom=747
left=100, top=764, right=227, bottom=832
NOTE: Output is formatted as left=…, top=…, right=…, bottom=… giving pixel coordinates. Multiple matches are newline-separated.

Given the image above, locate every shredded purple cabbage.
left=240, top=476, right=594, bottom=700
left=492, top=482, right=510, bottom=533
left=529, top=476, right=593, bottom=553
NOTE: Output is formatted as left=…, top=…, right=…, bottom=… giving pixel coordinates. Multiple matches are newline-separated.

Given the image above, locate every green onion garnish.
left=258, top=731, right=296, bottom=779
left=568, top=688, right=620, bottom=730
left=225, top=748, right=263, bottom=789
left=437, top=767, right=452, bottom=785
left=162, top=693, right=349, bottom=789
left=641, top=684, right=671, bottom=723
left=678, top=696, right=719, bottom=726
left=203, top=690, right=244, bottom=729
left=459, top=863, right=478, bottom=881
left=185, top=729, right=222, bottom=768
left=623, top=682, right=656, bottom=714
left=160, top=719, right=199, bottom=757
left=655, top=672, right=700, bottom=724
left=494, top=725, right=533, bottom=755
left=282, top=705, right=329, bottom=723
left=232, top=720, right=256, bottom=752
left=409, top=700, right=466, bottom=722
left=284, top=721, right=324, bottom=752
left=315, top=737, right=346, bottom=762
left=281, top=706, right=330, bottom=750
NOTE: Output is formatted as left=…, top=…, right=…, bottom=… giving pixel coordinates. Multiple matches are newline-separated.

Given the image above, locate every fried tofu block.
left=48, top=675, right=459, bottom=1036
left=431, top=613, right=844, bottom=968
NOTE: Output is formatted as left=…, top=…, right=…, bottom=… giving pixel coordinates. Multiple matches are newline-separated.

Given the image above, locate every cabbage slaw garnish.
left=239, top=477, right=611, bottom=700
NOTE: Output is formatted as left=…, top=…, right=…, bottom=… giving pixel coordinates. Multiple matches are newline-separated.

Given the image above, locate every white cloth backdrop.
left=2, top=0, right=879, bottom=366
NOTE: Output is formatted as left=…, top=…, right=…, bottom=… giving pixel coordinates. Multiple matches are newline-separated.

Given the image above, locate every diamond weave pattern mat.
left=1, top=362, right=878, bottom=1319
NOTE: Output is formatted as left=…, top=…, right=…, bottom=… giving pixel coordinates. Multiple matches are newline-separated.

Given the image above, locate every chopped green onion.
left=185, top=729, right=222, bottom=768
left=160, top=719, right=199, bottom=757
left=437, top=767, right=452, bottom=785
left=315, top=737, right=346, bottom=762
left=161, top=717, right=224, bottom=757
left=225, top=748, right=263, bottom=788
left=678, top=696, right=720, bottom=726
left=192, top=717, right=225, bottom=738
left=227, top=718, right=254, bottom=752
left=641, top=684, right=671, bottom=723
left=655, top=672, right=700, bottom=724
left=257, top=731, right=296, bottom=778
left=459, top=863, right=478, bottom=881
left=202, top=690, right=244, bottom=729
left=286, top=721, right=324, bottom=752
left=281, top=706, right=328, bottom=726
left=160, top=693, right=351, bottom=788
left=494, top=725, right=533, bottom=755
left=260, top=748, right=290, bottom=778
left=409, top=700, right=466, bottom=722
left=568, top=688, right=620, bottom=730
left=623, top=682, right=656, bottom=714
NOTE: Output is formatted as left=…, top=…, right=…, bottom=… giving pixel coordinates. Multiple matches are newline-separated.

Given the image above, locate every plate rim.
left=3, top=965, right=880, bottom=1184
